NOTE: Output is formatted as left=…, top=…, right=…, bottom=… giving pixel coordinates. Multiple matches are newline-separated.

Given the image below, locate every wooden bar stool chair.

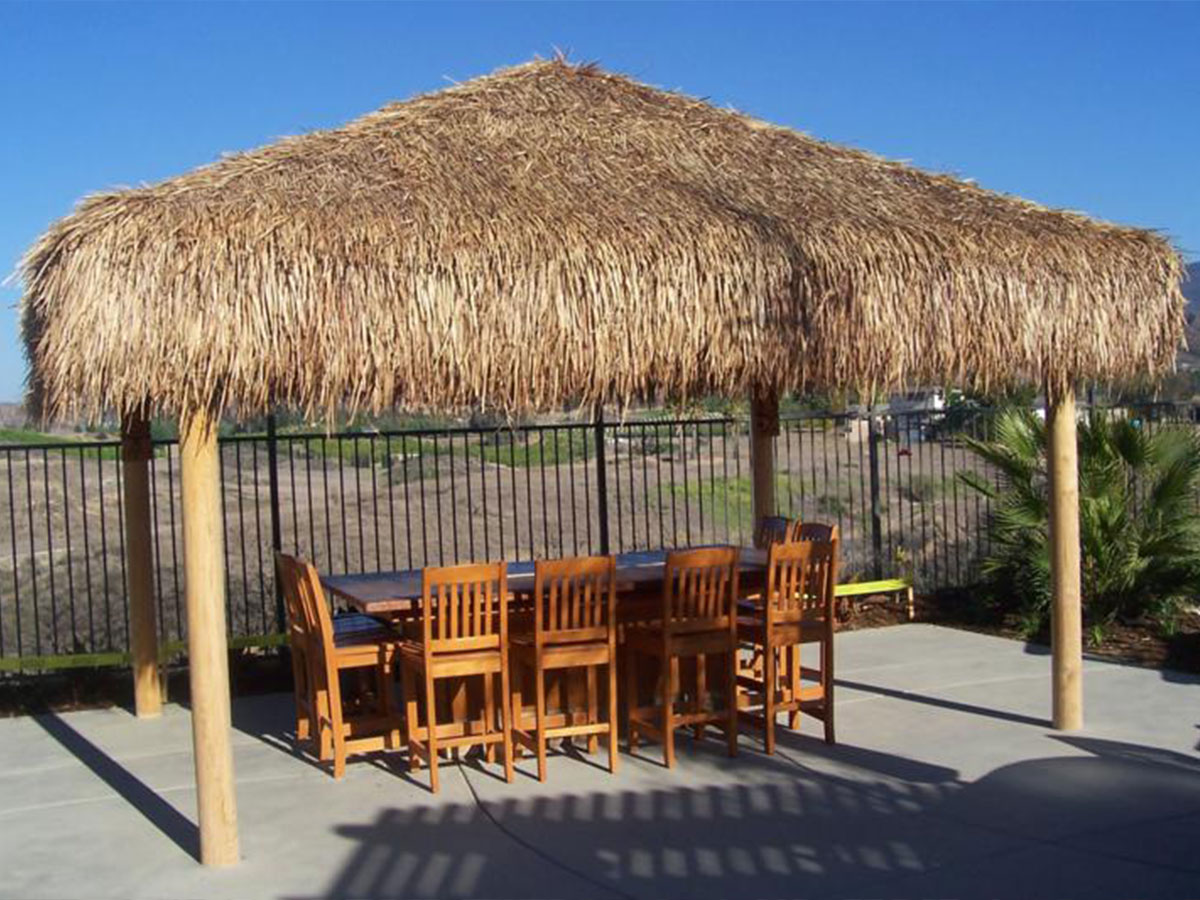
left=626, top=547, right=740, bottom=768
left=742, top=516, right=802, bottom=684
left=737, top=536, right=838, bottom=753
left=770, top=521, right=838, bottom=727
left=400, top=562, right=514, bottom=793
left=276, top=553, right=317, bottom=748
left=278, top=553, right=401, bottom=778
left=510, top=555, right=619, bottom=781
left=787, top=523, right=839, bottom=730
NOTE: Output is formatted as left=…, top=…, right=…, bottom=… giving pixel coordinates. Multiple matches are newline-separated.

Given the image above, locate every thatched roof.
left=20, top=58, right=1185, bottom=422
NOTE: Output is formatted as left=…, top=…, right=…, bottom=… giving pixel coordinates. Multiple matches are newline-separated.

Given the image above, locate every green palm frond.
left=961, top=409, right=1200, bottom=628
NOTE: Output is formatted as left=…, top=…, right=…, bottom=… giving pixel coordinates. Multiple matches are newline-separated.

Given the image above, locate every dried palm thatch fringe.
left=19, top=58, right=1186, bottom=424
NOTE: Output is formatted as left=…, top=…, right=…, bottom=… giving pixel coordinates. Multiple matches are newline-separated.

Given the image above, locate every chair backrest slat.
left=663, top=547, right=739, bottom=634
left=534, top=555, right=617, bottom=645
left=421, top=562, right=507, bottom=653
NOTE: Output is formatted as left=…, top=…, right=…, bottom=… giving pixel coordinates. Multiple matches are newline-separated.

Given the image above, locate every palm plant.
left=960, top=408, right=1200, bottom=635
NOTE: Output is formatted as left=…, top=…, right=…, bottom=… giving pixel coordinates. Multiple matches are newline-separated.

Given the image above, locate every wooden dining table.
left=321, top=547, right=771, bottom=741
left=321, top=546, right=769, bottom=618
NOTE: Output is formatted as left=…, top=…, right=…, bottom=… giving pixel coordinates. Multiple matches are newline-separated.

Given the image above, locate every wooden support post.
left=122, top=412, right=161, bottom=718
left=180, top=410, right=240, bottom=866
left=750, top=390, right=779, bottom=525
left=1047, top=385, right=1083, bottom=731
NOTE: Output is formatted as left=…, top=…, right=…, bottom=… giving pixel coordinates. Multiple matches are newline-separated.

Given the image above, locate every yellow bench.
left=834, top=578, right=914, bottom=620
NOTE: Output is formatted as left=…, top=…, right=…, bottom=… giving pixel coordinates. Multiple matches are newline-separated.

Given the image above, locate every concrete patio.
left=1, top=624, right=1197, bottom=899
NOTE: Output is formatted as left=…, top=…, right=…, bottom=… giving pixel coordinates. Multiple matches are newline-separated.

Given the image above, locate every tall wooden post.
left=1046, top=385, right=1083, bottom=731
left=121, top=412, right=162, bottom=718
left=750, top=389, right=779, bottom=526
left=180, top=409, right=240, bottom=866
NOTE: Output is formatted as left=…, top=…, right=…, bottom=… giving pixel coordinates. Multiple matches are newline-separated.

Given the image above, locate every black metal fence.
left=2, top=404, right=1187, bottom=667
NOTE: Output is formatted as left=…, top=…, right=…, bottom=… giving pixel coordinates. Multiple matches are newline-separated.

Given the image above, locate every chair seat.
left=625, top=624, right=734, bottom=656
left=511, top=637, right=612, bottom=669
left=737, top=616, right=824, bottom=646
left=400, top=642, right=503, bottom=677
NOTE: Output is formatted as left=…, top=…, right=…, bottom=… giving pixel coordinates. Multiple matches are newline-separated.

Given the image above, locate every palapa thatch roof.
left=19, top=57, right=1186, bottom=422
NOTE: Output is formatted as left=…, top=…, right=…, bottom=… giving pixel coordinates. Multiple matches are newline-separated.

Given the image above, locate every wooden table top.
left=322, top=547, right=768, bottom=615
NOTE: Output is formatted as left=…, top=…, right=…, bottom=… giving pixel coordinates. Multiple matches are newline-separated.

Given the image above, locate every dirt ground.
left=846, top=592, right=1200, bottom=674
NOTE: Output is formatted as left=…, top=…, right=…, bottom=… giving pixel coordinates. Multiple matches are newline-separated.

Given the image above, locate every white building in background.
left=888, top=388, right=946, bottom=416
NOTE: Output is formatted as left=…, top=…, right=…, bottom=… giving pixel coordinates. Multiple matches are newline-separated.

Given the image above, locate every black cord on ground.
left=458, top=763, right=638, bottom=900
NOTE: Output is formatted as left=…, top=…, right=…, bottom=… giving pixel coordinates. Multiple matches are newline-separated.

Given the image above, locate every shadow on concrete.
left=1050, top=735, right=1200, bottom=775
left=32, top=712, right=199, bottom=860
left=225, top=691, right=439, bottom=789
left=837, top=677, right=1050, bottom=728
left=283, top=732, right=1200, bottom=900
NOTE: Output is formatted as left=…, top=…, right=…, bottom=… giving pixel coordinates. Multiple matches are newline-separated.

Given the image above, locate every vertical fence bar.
left=5, top=450, right=18, bottom=658
left=867, top=414, right=884, bottom=579
left=250, top=440, right=267, bottom=635
left=593, top=405, right=610, bottom=555
left=266, top=415, right=284, bottom=632
left=612, top=422, right=624, bottom=552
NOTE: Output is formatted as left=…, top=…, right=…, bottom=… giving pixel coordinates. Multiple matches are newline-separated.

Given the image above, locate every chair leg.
left=534, top=661, right=548, bottom=782
left=823, top=635, right=836, bottom=745
left=694, top=654, right=707, bottom=741
left=296, top=708, right=311, bottom=744
left=403, top=659, right=420, bottom=773
left=296, top=679, right=313, bottom=746
left=725, top=645, right=738, bottom=758
left=330, top=678, right=347, bottom=780
left=787, top=645, right=801, bottom=731
left=499, top=657, right=515, bottom=784
left=484, top=671, right=496, bottom=765
left=586, top=665, right=599, bottom=754
left=424, top=671, right=440, bottom=794
left=764, top=644, right=777, bottom=756
left=510, top=657, right=525, bottom=760
left=315, top=686, right=333, bottom=762
left=662, top=654, right=676, bottom=769
left=626, top=647, right=639, bottom=752
left=379, top=654, right=400, bottom=751
left=291, top=647, right=312, bottom=742
left=607, top=656, right=619, bottom=775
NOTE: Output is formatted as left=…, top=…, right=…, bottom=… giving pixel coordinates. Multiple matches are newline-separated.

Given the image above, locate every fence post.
left=593, top=404, right=610, bottom=554
left=266, top=414, right=284, bottom=633
left=867, top=413, right=884, bottom=579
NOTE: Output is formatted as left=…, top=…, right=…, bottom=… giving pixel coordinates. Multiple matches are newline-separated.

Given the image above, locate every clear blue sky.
left=2, top=1, right=1197, bottom=403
